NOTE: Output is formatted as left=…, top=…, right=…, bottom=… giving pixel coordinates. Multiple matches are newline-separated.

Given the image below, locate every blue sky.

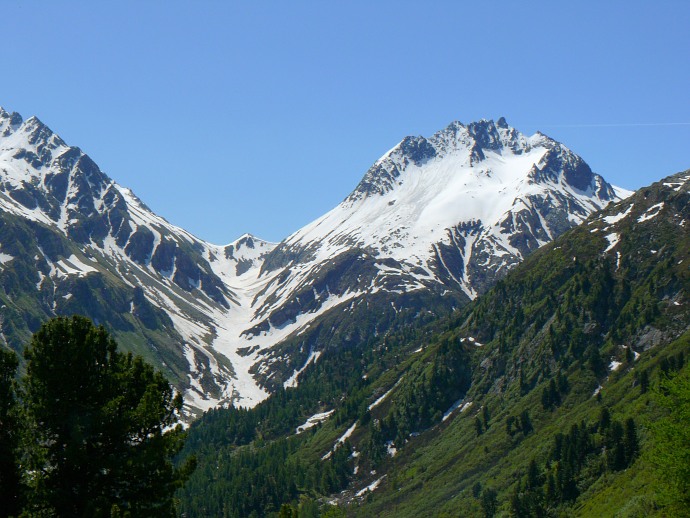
left=1, top=1, right=688, bottom=244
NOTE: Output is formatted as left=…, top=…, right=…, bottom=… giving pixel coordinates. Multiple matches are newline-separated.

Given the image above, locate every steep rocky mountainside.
left=0, top=108, right=629, bottom=415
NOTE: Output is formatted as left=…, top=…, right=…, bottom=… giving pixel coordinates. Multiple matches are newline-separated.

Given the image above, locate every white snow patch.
left=54, top=255, right=98, bottom=277
left=603, top=204, right=634, bottom=225
left=471, top=337, right=483, bottom=347
left=356, top=476, right=385, bottom=497
left=0, top=253, right=13, bottom=264
left=296, top=409, right=335, bottom=434
left=322, top=422, right=357, bottom=460
left=443, top=399, right=472, bottom=421
left=368, top=379, right=403, bottom=411
left=609, top=360, right=622, bottom=372
left=663, top=177, right=689, bottom=191
left=638, top=202, right=664, bottom=223
left=284, top=350, right=322, bottom=388
left=386, top=441, right=397, bottom=457
left=604, top=233, right=620, bottom=253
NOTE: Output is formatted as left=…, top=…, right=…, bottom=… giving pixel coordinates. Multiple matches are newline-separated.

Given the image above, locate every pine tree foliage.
left=21, top=316, right=195, bottom=517
left=0, top=348, right=22, bottom=517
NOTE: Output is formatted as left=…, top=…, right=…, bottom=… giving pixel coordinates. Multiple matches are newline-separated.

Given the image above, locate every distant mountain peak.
left=348, top=118, right=574, bottom=201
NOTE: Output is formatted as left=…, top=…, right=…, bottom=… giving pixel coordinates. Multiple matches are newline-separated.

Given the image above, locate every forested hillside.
left=177, top=170, right=690, bottom=517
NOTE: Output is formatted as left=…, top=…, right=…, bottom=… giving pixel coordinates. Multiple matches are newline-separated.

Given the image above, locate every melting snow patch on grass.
left=638, top=202, right=664, bottom=223
left=602, top=204, right=634, bottom=225
left=443, top=399, right=472, bottom=422
left=604, top=233, right=620, bottom=253
left=322, top=422, right=357, bottom=460
left=356, top=476, right=385, bottom=497
left=368, top=378, right=403, bottom=411
left=295, top=409, right=335, bottom=434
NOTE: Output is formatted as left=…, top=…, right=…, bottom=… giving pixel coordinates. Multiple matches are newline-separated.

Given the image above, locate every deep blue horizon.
left=2, top=1, right=688, bottom=244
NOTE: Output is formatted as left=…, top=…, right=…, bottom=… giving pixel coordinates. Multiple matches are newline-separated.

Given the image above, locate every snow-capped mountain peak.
left=257, top=118, right=629, bottom=314
left=349, top=118, right=549, bottom=202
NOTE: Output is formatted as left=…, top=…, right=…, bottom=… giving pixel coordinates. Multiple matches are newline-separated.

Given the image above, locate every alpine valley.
left=0, top=108, right=628, bottom=418
left=1, top=107, right=689, bottom=517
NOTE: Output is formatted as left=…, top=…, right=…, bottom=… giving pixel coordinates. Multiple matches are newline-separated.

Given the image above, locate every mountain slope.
left=241, top=118, right=629, bottom=388
left=0, top=107, right=629, bottom=415
left=177, top=169, right=689, bottom=517
left=349, top=168, right=689, bottom=516
left=0, top=107, right=275, bottom=414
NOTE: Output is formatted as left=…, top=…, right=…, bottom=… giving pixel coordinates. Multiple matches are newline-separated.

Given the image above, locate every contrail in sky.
left=540, top=122, right=690, bottom=128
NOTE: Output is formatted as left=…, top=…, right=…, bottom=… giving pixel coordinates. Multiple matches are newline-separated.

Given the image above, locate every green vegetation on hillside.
left=177, top=172, right=689, bottom=517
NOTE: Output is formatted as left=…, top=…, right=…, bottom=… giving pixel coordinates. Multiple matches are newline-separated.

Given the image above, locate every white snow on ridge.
left=266, top=120, right=627, bottom=315
left=282, top=147, right=552, bottom=269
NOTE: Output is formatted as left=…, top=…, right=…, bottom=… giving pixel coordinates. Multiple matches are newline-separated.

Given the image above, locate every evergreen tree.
left=482, top=404, right=490, bottom=428
left=519, top=410, right=533, bottom=435
left=480, top=487, right=497, bottom=518
left=623, top=417, right=639, bottom=462
left=475, top=416, right=484, bottom=436
left=0, top=348, right=22, bottom=517
left=639, top=369, right=649, bottom=393
left=598, top=407, right=611, bottom=431
left=472, top=481, right=483, bottom=499
left=22, top=316, right=195, bottom=517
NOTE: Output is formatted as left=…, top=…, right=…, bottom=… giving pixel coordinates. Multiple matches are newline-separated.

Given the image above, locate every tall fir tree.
left=23, top=316, right=195, bottom=517
left=0, top=348, right=22, bottom=517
